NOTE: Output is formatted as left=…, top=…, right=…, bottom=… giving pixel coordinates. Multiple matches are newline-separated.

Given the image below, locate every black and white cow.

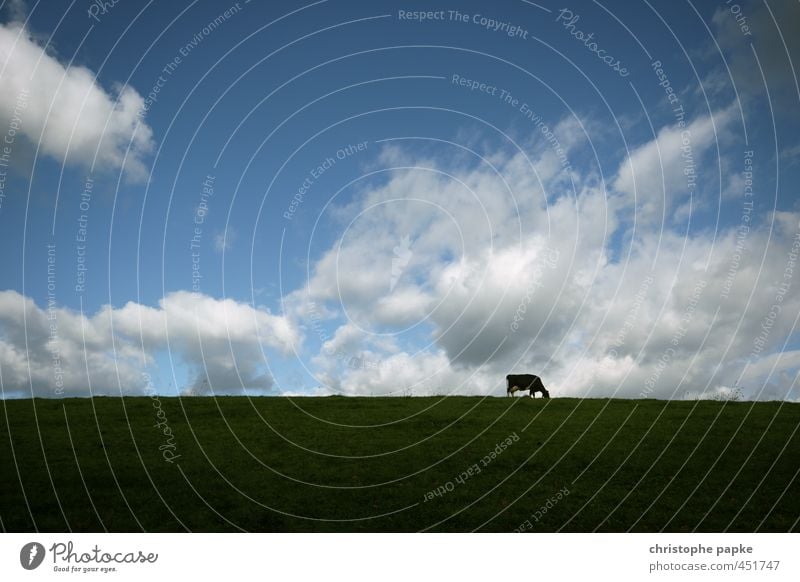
left=506, top=374, right=550, bottom=398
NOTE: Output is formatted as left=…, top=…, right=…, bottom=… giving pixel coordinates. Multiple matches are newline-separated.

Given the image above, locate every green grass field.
left=1, top=396, right=798, bottom=532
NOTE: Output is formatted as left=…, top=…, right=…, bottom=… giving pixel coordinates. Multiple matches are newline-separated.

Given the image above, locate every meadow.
left=1, top=396, right=798, bottom=532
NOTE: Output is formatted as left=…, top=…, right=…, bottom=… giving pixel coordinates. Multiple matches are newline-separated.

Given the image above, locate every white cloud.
left=290, top=133, right=800, bottom=401
left=612, top=105, right=736, bottom=224
left=214, top=228, right=235, bottom=252
left=319, top=322, right=364, bottom=358
left=374, top=287, right=433, bottom=327
left=0, top=21, right=154, bottom=179
left=329, top=350, right=494, bottom=397
left=781, top=143, right=800, bottom=167
left=0, top=291, right=298, bottom=397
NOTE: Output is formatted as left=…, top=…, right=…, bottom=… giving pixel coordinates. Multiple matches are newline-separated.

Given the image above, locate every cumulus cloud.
left=290, top=129, right=800, bottom=401
left=0, top=19, right=154, bottom=179
left=612, top=105, right=736, bottom=224
left=0, top=291, right=298, bottom=397
left=335, top=351, right=479, bottom=397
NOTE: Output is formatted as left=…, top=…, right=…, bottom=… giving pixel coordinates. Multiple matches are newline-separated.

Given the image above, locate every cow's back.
left=507, top=374, right=541, bottom=387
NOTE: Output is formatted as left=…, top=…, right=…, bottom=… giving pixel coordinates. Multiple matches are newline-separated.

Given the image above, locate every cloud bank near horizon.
left=1, top=117, right=798, bottom=400
left=0, top=290, right=297, bottom=397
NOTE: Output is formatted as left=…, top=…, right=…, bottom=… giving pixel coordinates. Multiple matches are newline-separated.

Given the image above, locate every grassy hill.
left=1, top=396, right=798, bottom=532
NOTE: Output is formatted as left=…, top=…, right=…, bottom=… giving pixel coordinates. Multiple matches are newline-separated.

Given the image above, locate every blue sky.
left=0, top=0, right=798, bottom=399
